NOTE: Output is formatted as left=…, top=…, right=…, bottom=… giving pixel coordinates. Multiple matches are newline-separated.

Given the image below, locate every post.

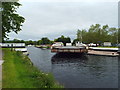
left=11, top=44, right=13, bottom=51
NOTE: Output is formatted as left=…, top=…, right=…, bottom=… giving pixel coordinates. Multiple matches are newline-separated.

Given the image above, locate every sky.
left=8, top=0, right=119, bottom=41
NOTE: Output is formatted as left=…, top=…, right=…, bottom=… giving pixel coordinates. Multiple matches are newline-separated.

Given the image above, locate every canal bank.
left=2, top=48, right=63, bottom=88
left=27, top=46, right=118, bottom=88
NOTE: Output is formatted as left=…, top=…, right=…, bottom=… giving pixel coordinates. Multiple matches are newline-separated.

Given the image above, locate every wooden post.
left=11, top=44, right=13, bottom=51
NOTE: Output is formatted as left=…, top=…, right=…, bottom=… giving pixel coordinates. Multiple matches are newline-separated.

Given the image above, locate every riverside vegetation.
left=2, top=49, right=63, bottom=88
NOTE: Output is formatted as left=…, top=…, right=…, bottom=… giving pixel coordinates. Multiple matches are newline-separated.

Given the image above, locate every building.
left=104, top=42, right=111, bottom=47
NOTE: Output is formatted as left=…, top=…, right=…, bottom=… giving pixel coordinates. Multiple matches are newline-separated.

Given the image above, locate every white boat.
left=89, top=47, right=119, bottom=51
left=15, top=48, right=27, bottom=52
left=15, top=48, right=29, bottom=55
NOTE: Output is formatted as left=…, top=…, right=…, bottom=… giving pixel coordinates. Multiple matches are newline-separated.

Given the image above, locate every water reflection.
left=51, top=53, right=88, bottom=64
left=51, top=53, right=106, bottom=76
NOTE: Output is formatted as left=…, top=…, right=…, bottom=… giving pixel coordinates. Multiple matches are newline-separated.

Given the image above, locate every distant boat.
left=41, top=47, right=47, bottom=50
left=15, top=48, right=29, bottom=55
left=15, top=48, right=27, bottom=52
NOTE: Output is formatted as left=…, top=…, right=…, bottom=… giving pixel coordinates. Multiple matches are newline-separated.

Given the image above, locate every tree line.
left=3, top=35, right=71, bottom=46
left=3, top=24, right=119, bottom=46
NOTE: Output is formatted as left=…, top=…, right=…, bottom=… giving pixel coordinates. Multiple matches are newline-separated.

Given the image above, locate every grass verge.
left=2, top=48, right=63, bottom=88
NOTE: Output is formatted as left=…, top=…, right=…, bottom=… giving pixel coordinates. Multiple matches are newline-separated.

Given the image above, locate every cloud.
left=9, top=1, right=118, bottom=40
left=20, top=0, right=119, bottom=2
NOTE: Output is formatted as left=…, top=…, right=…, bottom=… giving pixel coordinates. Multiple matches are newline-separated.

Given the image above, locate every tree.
left=108, top=27, right=118, bottom=44
left=75, top=24, right=118, bottom=45
left=4, top=38, right=25, bottom=43
left=87, top=24, right=110, bottom=44
left=77, top=29, right=81, bottom=41
left=1, top=2, right=25, bottom=41
left=72, top=38, right=79, bottom=45
left=40, top=37, right=51, bottom=45
left=37, top=40, right=42, bottom=45
left=54, top=35, right=71, bottom=46
left=77, top=29, right=88, bottom=43
left=27, top=40, right=34, bottom=45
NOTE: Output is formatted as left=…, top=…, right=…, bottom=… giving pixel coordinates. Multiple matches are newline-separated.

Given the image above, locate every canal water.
left=27, top=46, right=118, bottom=88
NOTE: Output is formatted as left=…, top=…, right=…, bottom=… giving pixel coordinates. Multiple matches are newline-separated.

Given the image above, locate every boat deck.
left=87, top=50, right=119, bottom=57
left=89, top=47, right=119, bottom=51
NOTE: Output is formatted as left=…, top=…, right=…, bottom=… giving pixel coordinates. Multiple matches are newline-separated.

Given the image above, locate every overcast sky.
left=8, top=0, right=118, bottom=41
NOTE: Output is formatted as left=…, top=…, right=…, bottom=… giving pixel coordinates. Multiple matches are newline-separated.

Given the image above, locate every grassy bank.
left=2, top=49, right=63, bottom=88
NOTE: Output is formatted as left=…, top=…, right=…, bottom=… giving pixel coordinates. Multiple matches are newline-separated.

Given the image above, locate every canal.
left=27, top=46, right=118, bottom=88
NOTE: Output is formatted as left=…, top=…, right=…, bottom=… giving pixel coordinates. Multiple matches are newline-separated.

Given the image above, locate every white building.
left=66, top=43, right=72, bottom=46
left=104, top=42, right=111, bottom=47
